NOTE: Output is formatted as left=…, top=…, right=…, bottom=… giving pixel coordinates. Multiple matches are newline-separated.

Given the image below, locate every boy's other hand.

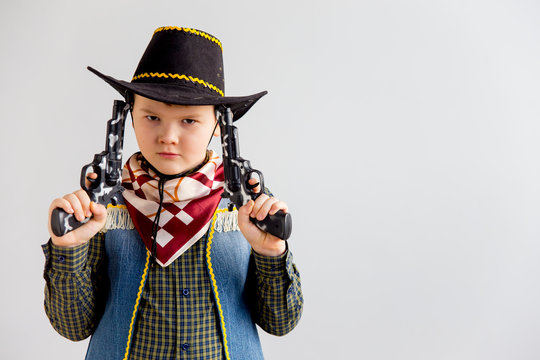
left=47, top=173, right=107, bottom=247
left=237, top=178, right=288, bottom=257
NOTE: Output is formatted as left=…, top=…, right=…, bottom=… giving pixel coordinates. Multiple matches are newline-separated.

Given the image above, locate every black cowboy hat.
left=88, top=26, right=267, bottom=121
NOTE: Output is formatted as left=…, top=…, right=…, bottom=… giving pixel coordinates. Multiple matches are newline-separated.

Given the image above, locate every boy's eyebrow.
left=137, top=107, right=203, bottom=118
left=137, top=107, right=157, bottom=113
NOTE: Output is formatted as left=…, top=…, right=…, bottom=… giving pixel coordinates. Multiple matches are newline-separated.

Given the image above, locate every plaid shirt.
left=42, top=232, right=303, bottom=359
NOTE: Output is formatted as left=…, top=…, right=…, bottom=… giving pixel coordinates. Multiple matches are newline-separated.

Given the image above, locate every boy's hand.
left=47, top=173, right=107, bottom=247
left=237, top=178, right=288, bottom=257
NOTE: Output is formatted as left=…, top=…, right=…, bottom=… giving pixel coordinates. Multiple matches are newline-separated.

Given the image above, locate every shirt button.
left=181, top=343, right=189, bottom=351
left=57, top=256, right=65, bottom=263
left=182, top=288, right=190, bottom=296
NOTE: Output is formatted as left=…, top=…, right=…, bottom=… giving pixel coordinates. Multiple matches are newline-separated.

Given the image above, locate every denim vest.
left=85, top=197, right=264, bottom=360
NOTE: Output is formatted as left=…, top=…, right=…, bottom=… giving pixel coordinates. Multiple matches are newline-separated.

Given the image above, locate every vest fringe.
left=103, top=206, right=135, bottom=232
left=214, top=210, right=239, bottom=232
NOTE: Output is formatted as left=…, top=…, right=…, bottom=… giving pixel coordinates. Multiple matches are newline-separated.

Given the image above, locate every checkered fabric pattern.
left=122, top=151, right=224, bottom=267
left=129, top=239, right=222, bottom=359
left=42, top=234, right=303, bottom=359
left=251, top=248, right=304, bottom=336
left=42, top=233, right=107, bottom=341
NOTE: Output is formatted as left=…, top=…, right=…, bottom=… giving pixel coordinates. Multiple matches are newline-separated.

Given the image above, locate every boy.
left=43, top=26, right=303, bottom=360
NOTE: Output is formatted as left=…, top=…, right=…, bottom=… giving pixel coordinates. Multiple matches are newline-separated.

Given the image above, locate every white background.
left=2, top=0, right=540, bottom=359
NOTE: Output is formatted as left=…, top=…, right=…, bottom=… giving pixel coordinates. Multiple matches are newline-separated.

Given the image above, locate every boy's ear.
left=213, top=106, right=220, bottom=137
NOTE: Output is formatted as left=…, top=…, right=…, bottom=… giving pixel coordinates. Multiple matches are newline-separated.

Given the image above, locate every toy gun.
left=217, top=106, right=292, bottom=240
left=50, top=100, right=130, bottom=237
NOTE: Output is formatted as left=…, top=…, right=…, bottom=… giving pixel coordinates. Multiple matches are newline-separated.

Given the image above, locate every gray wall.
left=2, top=0, right=540, bottom=359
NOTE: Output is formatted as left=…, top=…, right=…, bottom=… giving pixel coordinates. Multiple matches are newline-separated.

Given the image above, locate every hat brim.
left=87, top=66, right=267, bottom=121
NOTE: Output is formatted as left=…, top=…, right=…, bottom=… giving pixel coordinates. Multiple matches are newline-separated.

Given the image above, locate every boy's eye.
left=183, top=119, right=196, bottom=125
left=146, top=115, right=159, bottom=121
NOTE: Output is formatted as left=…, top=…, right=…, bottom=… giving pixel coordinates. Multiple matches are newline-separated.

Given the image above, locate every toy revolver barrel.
left=218, top=107, right=292, bottom=241
left=50, top=100, right=129, bottom=237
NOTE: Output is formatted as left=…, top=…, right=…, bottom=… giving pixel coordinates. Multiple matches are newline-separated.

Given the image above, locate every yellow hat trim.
left=132, top=72, right=224, bottom=97
left=154, top=26, right=223, bottom=52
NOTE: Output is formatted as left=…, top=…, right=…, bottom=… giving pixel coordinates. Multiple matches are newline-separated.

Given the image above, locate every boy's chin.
left=155, top=165, right=189, bottom=176
left=151, top=160, right=195, bottom=177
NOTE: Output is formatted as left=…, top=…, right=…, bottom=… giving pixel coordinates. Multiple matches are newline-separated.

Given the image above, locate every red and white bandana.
left=121, top=151, right=224, bottom=267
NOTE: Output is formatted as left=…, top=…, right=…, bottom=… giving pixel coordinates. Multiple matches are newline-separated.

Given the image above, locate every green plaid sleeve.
left=251, top=246, right=304, bottom=336
left=42, top=233, right=107, bottom=341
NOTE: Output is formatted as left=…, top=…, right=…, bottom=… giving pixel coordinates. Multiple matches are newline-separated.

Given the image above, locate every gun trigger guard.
left=80, top=164, right=92, bottom=191
left=87, top=175, right=98, bottom=185
left=245, top=169, right=264, bottom=195
left=246, top=181, right=260, bottom=190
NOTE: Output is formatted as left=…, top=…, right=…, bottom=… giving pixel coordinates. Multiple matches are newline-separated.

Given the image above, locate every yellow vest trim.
left=122, top=250, right=151, bottom=360
left=206, top=208, right=233, bottom=360
left=107, top=204, right=127, bottom=209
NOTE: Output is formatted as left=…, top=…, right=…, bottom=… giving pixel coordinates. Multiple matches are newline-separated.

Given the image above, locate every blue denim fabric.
left=85, top=197, right=263, bottom=360
left=207, top=212, right=264, bottom=359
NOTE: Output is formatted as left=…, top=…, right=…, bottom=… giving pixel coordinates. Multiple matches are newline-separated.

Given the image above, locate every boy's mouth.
left=158, top=152, right=179, bottom=159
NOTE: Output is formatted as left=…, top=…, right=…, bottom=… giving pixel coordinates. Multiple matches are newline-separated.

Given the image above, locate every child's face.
left=131, top=94, right=218, bottom=175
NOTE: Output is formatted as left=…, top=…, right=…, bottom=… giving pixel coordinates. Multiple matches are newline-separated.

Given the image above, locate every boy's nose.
left=159, top=124, right=180, bottom=145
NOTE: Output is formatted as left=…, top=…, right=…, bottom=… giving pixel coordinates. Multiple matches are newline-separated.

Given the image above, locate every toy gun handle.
left=50, top=158, right=107, bottom=237
left=50, top=163, right=104, bottom=237
left=245, top=169, right=292, bottom=240
left=251, top=208, right=292, bottom=240
left=51, top=208, right=89, bottom=237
